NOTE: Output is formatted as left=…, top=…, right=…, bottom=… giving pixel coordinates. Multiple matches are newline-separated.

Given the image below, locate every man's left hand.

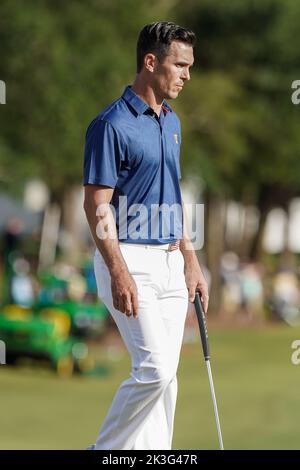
left=184, top=261, right=209, bottom=313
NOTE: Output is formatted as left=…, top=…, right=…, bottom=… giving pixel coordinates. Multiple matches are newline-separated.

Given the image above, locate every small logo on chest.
left=173, top=133, right=178, bottom=144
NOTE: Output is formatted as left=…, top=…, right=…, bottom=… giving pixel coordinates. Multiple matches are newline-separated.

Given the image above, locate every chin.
left=167, top=90, right=179, bottom=100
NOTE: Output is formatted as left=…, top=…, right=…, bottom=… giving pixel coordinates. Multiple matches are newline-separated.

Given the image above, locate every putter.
left=194, top=291, right=224, bottom=450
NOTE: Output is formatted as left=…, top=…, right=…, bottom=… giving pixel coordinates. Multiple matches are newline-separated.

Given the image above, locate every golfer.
left=83, top=21, right=209, bottom=450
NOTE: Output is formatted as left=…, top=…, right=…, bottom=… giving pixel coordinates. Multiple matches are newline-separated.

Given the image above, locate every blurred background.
left=1, top=0, right=300, bottom=450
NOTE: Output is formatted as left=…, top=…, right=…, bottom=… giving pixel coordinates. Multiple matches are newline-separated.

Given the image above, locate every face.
left=149, top=41, right=194, bottom=100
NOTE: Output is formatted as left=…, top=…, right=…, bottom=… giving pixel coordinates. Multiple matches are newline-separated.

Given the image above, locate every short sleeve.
left=83, top=118, right=125, bottom=188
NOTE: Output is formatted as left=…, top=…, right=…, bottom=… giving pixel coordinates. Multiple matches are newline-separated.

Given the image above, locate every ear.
left=144, top=53, right=156, bottom=73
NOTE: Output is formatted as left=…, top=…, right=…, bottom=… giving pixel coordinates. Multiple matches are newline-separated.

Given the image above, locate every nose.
left=181, top=67, right=190, bottom=82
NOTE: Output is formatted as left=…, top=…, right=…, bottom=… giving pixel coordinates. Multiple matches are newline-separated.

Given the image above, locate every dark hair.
left=136, top=22, right=196, bottom=73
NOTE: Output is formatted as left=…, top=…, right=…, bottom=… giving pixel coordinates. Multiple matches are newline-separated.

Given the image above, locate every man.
left=83, top=21, right=209, bottom=450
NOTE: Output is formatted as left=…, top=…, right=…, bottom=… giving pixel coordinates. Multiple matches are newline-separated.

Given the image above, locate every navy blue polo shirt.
left=83, top=85, right=183, bottom=244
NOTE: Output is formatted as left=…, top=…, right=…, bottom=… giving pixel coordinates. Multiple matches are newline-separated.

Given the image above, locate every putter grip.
left=194, top=292, right=210, bottom=361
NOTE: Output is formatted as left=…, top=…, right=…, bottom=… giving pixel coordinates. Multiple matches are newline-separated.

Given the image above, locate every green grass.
left=1, top=325, right=300, bottom=449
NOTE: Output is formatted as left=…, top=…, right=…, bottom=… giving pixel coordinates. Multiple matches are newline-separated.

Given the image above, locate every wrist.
left=109, top=262, right=129, bottom=277
left=181, top=247, right=198, bottom=264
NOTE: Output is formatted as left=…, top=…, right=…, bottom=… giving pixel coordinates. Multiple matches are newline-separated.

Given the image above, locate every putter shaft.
left=206, top=360, right=224, bottom=450
left=194, top=292, right=224, bottom=450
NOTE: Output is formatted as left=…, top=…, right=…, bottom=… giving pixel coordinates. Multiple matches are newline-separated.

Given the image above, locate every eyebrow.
left=176, top=61, right=194, bottom=66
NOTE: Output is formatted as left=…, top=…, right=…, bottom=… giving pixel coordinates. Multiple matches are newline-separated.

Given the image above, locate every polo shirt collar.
left=122, top=85, right=172, bottom=116
left=161, top=101, right=172, bottom=114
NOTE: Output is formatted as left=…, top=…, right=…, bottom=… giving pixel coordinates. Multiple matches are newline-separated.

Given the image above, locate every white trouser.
left=93, top=243, right=188, bottom=450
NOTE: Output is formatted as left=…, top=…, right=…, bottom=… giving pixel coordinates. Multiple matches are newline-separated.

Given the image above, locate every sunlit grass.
left=0, top=325, right=299, bottom=449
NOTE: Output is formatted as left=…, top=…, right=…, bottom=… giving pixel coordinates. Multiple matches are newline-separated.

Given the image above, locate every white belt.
left=119, top=241, right=179, bottom=252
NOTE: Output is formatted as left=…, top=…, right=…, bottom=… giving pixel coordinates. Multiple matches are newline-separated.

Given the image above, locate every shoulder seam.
left=98, top=118, right=126, bottom=148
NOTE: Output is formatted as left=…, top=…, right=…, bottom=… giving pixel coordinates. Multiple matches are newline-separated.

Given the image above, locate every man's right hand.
left=110, top=269, right=139, bottom=318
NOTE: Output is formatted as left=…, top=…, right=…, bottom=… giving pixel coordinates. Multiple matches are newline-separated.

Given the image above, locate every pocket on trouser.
left=168, top=250, right=187, bottom=292
left=119, top=245, right=154, bottom=277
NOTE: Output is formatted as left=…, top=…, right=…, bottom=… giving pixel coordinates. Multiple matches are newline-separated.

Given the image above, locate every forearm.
left=180, top=236, right=198, bottom=268
left=179, top=200, right=209, bottom=307
left=180, top=201, right=198, bottom=267
left=84, top=200, right=128, bottom=276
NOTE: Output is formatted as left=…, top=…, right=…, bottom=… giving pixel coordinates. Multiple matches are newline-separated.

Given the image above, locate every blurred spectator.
left=220, top=252, right=242, bottom=318
left=2, top=217, right=25, bottom=303
left=271, top=269, right=300, bottom=325
left=221, top=253, right=264, bottom=323
left=3, top=217, right=24, bottom=253
left=240, top=262, right=264, bottom=322
left=11, top=257, right=34, bottom=307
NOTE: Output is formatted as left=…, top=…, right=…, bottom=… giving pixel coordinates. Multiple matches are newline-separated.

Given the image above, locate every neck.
left=132, top=76, right=163, bottom=116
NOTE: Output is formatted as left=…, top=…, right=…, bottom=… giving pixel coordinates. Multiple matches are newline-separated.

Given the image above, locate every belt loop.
left=168, top=240, right=180, bottom=251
